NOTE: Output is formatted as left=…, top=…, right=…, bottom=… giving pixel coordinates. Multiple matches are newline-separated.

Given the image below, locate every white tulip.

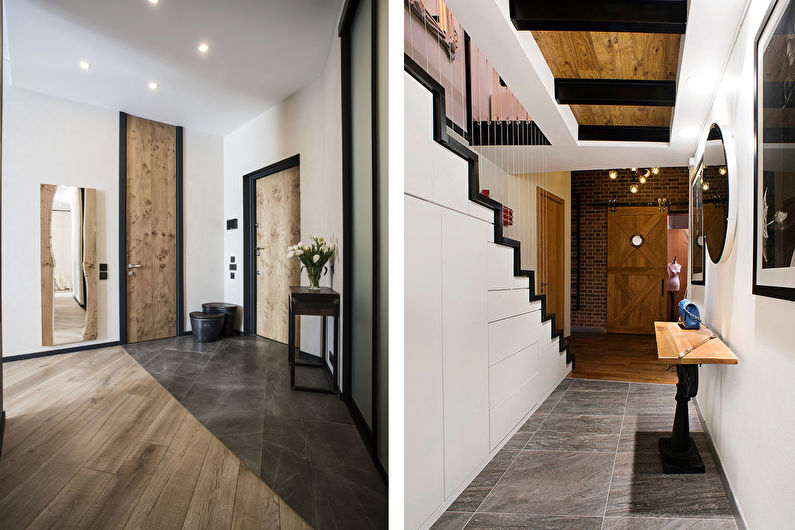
left=308, top=233, right=314, bottom=240
left=318, top=237, right=325, bottom=244
left=313, top=254, right=320, bottom=263
left=295, top=249, right=303, bottom=256
left=321, top=244, right=329, bottom=253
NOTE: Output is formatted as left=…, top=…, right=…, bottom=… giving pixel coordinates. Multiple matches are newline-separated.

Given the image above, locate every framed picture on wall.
left=755, top=0, right=795, bottom=301
left=691, top=161, right=705, bottom=285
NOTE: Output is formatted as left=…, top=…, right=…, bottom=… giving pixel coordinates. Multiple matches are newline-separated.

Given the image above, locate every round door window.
left=630, top=234, right=645, bottom=248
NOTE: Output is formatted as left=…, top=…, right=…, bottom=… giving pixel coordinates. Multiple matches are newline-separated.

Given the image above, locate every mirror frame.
left=690, top=160, right=706, bottom=285
left=701, top=122, right=738, bottom=264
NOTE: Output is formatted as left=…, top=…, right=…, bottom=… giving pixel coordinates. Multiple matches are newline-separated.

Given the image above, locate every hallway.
left=434, top=378, right=735, bottom=529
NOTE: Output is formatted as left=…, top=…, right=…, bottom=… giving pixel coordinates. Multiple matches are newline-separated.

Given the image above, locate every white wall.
left=184, top=129, right=225, bottom=329
left=2, top=85, right=119, bottom=355
left=405, top=72, right=569, bottom=529
left=223, top=36, right=343, bottom=356
left=2, top=85, right=225, bottom=356
left=688, top=1, right=795, bottom=527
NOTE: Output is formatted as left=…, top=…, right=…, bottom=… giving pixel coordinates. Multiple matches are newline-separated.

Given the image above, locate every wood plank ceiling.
left=510, top=0, right=687, bottom=142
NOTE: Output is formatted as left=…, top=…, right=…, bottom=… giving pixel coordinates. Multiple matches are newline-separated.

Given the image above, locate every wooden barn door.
left=254, top=165, right=301, bottom=344
left=607, top=207, right=667, bottom=334
left=537, top=188, right=566, bottom=335
left=125, top=115, right=179, bottom=343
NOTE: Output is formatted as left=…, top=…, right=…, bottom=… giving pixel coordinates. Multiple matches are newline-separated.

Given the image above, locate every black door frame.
left=118, top=112, right=185, bottom=344
left=339, top=0, right=382, bottom=474
left=242, top=154, right=301, bottom=336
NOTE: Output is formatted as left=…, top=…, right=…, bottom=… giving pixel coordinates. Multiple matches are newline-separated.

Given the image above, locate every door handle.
left=661, top=278, right=664, bottom=296
left=128, top=264, right=142, bottom=269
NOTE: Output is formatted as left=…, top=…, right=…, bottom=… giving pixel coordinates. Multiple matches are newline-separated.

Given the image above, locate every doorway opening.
left=242, top=154, right=301, bottom=339
left=571, top=205, right=677, bottom=384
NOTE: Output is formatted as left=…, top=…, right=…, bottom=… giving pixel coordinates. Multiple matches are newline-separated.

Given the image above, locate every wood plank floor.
left=0, top=346, right=310, bottom=529
left=568, top=332, right=677, bottom=384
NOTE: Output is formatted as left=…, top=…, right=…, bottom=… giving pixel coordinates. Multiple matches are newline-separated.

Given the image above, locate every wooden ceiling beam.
left=555, top=78, right=676, bottom=107
left=578, top=125, right=670, bottom=142
left=510, top=0, right=688, bottom=34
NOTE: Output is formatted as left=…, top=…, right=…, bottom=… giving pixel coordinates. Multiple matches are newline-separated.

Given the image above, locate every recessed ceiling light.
left=79, top=60, right=90, bottom=70
left=148, top=0, right=159, bottom=4
left=198, top=42, right=210, bottom=54
left=148, top=81, right=159, bottom=90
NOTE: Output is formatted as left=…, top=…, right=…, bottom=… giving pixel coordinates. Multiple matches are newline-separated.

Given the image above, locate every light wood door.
left=255, top=166, right=301, bottom=344
left=607, top=206, right=667, bottom=334
left=125, top=115, right=178, bottom=343
left=536, top=188, right=565, bottom=335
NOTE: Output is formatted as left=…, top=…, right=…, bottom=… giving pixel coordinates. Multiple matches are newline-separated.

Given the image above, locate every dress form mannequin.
left=667, top=257, right=682, bottom=321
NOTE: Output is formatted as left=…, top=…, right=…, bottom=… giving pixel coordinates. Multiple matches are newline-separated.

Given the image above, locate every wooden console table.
left=288, top=286, right=340, bottom=395
left=654, top=321, right=737, bottom=473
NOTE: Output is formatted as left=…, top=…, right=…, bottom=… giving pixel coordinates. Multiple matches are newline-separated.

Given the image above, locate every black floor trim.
left=405, top=54, right=570, bottom=360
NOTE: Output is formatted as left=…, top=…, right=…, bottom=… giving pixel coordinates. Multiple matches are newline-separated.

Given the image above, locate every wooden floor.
left=0, top=346, right=310, bottom=529
left=568, top=332, right=677, bottom=384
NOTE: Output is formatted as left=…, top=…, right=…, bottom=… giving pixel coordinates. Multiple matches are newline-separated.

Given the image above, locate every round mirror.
left=630, top=234, right=645, bottom=248
left=702, top=123, right=731, bottom=263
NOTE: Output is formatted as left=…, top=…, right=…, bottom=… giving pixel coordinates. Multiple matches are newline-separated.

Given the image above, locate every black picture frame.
left=691, top=160, right=706, bottom=286
left=754, top=0, right=795, bottom=302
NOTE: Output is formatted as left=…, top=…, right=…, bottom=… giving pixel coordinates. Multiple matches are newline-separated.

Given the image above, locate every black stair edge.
left=405, top=54, right=571, bottom=358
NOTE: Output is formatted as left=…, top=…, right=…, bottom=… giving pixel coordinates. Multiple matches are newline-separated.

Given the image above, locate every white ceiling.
left=445, top=0, right=751, bottom=172
left=3, top=0, right=343, bottom=135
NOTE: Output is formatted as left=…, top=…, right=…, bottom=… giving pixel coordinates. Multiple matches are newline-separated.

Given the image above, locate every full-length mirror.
left=691, top=164, right=705, bottom=284
left=703, top=124, right=730, bottom=263
left=40, top=184, right=97, bottom=345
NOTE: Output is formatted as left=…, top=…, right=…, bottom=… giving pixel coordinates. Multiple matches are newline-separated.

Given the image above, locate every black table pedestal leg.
left=659, top=364, right=705, bottom=473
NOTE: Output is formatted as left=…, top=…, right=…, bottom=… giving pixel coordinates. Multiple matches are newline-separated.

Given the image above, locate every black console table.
left=288, top=286, right=340, bottom=394
left=654, top=322, right=737, bottom=473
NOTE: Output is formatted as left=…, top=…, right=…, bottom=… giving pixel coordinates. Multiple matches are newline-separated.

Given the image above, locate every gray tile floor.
left=434, top=378, right=736, bottom=530
left=124, top=334, right=386, bottom=529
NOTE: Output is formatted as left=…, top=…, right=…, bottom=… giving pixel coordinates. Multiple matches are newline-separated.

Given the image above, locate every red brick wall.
left=570, top=167, right=690, bottom=330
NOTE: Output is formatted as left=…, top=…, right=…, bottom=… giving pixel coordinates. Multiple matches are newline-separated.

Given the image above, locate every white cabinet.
left=441, top=208, right=490, bottom=497
left=405, top=196, right=444, bottom=529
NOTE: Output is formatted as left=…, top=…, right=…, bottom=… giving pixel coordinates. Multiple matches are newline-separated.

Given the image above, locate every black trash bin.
left=202, top=302, right=238, bottom=337
left=189, top=311, right=225, bottom=343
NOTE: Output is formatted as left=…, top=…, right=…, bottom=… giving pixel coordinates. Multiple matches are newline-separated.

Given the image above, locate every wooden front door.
left=255, top=165, right=301, bottom=344
left=607, top=206, right=667, bottom=334
left=125, top=115, right=178, bottom=343
left=537, top=188, right=565, bottom=335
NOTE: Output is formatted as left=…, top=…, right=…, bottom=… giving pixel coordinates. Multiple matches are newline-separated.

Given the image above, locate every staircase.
left=405, top=54, right=573, bottom=529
